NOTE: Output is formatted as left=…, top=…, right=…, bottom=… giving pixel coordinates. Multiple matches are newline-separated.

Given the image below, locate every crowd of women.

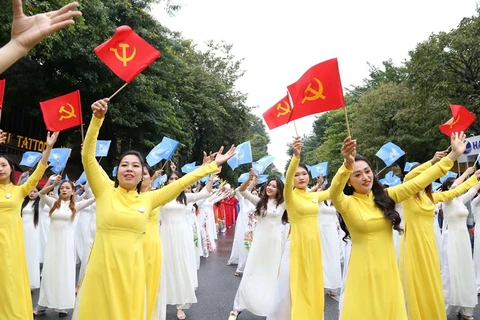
left=2, top=1, right=480, bottom=319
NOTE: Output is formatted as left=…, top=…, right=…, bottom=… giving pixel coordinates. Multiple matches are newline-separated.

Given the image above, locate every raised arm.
left=20, top=132, right=58, bottom=196
left=404, top=150, right=448, bottom=182
left=0, top=1, right=81, bottom=74
left=186, top=187, right=211, bottom=204
left=39, top=175, right=60, bottom=195
left=388, top=132, right=467, bottom=203
left=75, top=197, right=96, bottom=212
left=459, top=183, right=480, bottom=204
left=433, top=175, right=479, bottom=203
left=38, top=193, right=55, bottom=208
left=309, top=176, right=324, bottom=192
left=148, top=145, right=235, bottom=209
left=330, top=136, right=356, bottom=214
left=239, top=168, right=257, bottom=193
left=284, top=137, right=303, bottom=203
left=82, top=99, right=114, bottom=196
left=453, top=167, right=475, bottom=187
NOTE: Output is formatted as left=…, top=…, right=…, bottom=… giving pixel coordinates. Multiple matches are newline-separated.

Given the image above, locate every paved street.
left=32, top=227, right=480, bottom=319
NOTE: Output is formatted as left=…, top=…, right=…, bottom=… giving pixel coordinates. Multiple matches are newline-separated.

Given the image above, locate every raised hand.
left=214, top=145, right=235, bottom=166
left=0, top=130, right=6, bottom=144
left=91, top=98, right=109, bottom=118
left=341, top=136, right=356, bottom=169
left=45, top=131, right=59, bottom=147
left=202, top=151, right=217, bottom=165
left=291, top=137, right=303, bottom=157
left=248, top=167, right=257, bottom=180
left=431, top=149, right=448, bottom=165
left=450, top=131, right=467, bottom=155
left=11, top=1, right=81, bottom=52
left=170, top=161, right=177, bottom=171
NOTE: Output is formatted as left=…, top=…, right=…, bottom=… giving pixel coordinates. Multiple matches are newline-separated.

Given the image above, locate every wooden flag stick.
left=98, top=157, right=103, bottom=164
left=80, top=123, right=85, bottom=143
left=160, top=160, right=169, bottom=172
left=344, top=107, right=351, bottom=137
left=375, top=165, right=389, bottom=177
left=109, top=82, right=129, bottom=100
left=293, top=121, right=299, bottom=137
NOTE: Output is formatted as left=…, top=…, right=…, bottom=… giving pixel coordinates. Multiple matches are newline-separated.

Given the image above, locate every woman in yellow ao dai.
left=330, top=134, right=466, bottom=319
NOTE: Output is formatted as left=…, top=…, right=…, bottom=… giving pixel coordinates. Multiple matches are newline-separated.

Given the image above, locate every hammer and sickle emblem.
left=276, top=100, right=291, bottom=117
left=110, top=43, right=137, bottom=67
left=449, top=116, right=460, bottom=128
left=302, top=78, right=326, bottom=104
left=59, top=104, right=77, bottom=121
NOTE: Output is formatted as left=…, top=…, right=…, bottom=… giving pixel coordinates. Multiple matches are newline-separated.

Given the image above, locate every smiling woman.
left=330, top=133, right=467, bottom=319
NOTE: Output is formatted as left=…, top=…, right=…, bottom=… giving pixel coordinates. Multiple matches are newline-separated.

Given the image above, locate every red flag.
left=439, top=104, right=476, bottom=136
left=0, top=79, right=5, bottom=110
left=262, top=95, right=291, bottom=130
left=287, top=58, right=345, bottom=122
left=40, top=90, right=82, bottom=132
left=95, top=26, right=161, bottom=83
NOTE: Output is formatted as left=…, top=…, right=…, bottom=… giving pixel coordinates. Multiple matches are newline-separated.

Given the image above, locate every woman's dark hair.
left=166, top=170, right=187, bottom=205
left=410, top=164, right=434, bottom=203
left=114, top=150, right=145, bottom=193
left=0, top=155, right=16, bottom=183
left=440, top=177, right=456, bottom=192
left=281, top=210, right=289, bottom=224
left=338, top=212, right=350, bottom=242
left=340, top=154, right=403, bottom=240
left=255, top=178, right=284, bottom=217
left=21, top=186, right=41, bottom=228
left=50, top=180, right=77, bottom=221
left=144, top=163, right=154, bottom=177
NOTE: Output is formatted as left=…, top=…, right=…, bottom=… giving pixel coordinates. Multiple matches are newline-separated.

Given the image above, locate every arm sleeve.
left=284, top=155, right=299, bottom=203
left=20, top=162, right=48, bottom=197
left=387, top=157, right=454, bottom=203
left=240, top=190, right=260, bottom=206
left=148, top=162, right=219, bottom=209
left=185, top=188, right=211, bottom=204
left=329, top=164, right=353, bottom=214
left=75, top=198, right=96, bottom=211
left=316, top=190, right=330, bottom=202
left=433, top=176, right=478, bottom=203
left=404, top=161, right=432, bottom=182
left=81, top=116, right=112, bottom=197
left=459, top=185, right=479, bottom=204
left=39, top=194, right=56, bottom=208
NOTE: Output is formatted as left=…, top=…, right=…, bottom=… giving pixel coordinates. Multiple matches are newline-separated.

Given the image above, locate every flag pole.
left=109, top=82, right=129, bottom=100
left=80, top=123, right=85, bottom=143
left=343, top=107, right=351, bottom=137
left=293, top=121, right=299, bottom=137
left=375, top=166, right=389, bottom=177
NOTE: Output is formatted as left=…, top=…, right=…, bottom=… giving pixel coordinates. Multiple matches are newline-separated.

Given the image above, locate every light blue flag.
left=432, top=182, right=442, bottom=190
left=227, top=141, right=252, bottom=170
left=112, top=166, right=118, bottom=177
left=76, top=172, right=87, bottom=185
left=19, top=173, right=29, bottom=185
left=200, top=175, right=210, bottom=184
left=48, top=148, right=71, bottom=168
left=213, top=181, right=220, bottom=187
left=146, top=137, right=180, bottom=167
left=308, top=162, right=329, bottom=179
left=51, top=164, right=65, bottom=175
left=375, top=142, right=405, bottom=167
left=65, top=174, right=70, bottom=181
left=238, top=172, right=250, bottom=184
left=152, top=174, right=167, bottom=189
left=404, top=162, right=420, bottom=172
left=383, top=171, right=402, bottom=187
left=257, top=174, right=269, bottom=185
left=252, top=155, right=275, bottom=174
left=181, top=161, right=197, bottom=174
left=20, top=151, right=42, bottom=167
left=440, top=171, right=457, bottom=183
left=95, top=140, right=112, bottom=157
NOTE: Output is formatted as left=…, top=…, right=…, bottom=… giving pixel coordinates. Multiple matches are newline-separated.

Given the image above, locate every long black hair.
left=255, top=178, right=284, bottom=217
left=21, top=186, right=41, bottom=228
left=340, top=154, right=403, bottom=240
left=440, top=177, right=456, bottom=192
left=114, top=150, right=145, bottom=193
left=166, top=170, right=187, bottom=205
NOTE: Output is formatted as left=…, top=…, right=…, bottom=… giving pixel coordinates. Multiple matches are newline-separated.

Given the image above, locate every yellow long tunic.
left=330, top=157, right=454, bottom=319
left=144, top=206, right=161, bottom=320
left=77, top=116, right=218, bottom=320
left=0, top=161, right=47, bottom=319
left=284, top=155, right=329, bottom=319
left=400, top=161, right=478, bottom=320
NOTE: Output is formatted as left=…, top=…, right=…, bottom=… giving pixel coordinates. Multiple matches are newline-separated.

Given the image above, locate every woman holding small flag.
left=269, top=138, right=330, bottom=320
left=0, top=130, right=58, bottom=320
left=400, top=154, right=480, bottom=320
left=74, top=98, right=234, bottom=320
left=330, top=132, right=466, bottom=319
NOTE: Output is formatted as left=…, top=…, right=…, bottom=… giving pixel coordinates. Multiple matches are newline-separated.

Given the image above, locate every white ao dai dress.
left=37, top=195, right=95, bottom=309
left=471, top=195, right=480, bottom=293
left=318, top=200, right=342, bottom=290
left=441, top=186, right=478, bottom=315
left=160, top=189, right=210, bottom=308
left=233, top=191, right=285, bottom=316
left=22, top=199, right=45, bottom=289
